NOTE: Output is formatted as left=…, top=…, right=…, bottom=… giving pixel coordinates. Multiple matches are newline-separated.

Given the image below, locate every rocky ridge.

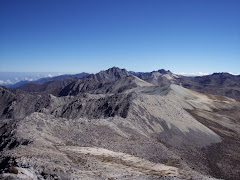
left=0, top=67, right=240, bottom=179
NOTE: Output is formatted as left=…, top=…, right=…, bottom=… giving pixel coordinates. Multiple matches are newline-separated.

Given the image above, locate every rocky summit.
left=0, top=67, right=240, bottom=180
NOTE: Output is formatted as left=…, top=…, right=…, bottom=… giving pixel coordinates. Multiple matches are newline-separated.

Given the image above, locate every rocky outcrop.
left=1, top=68, right=240, bottom=179
left=86, top=67, right=130, bottom=83
left=130, top=69, right=178, bottom=86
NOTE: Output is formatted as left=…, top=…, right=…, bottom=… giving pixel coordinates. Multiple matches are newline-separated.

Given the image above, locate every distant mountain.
left=86, top=67, right=129, bottom=83
left=7, top=72, right=89, bottom=89
left=179, top=72, right=240, bottom=98
left=59, top=67, right=136, bottom=96
left=130, top=69, right=179, bottom=86
left=7, top=67, right=240, bottom=99
left=130, top=70, right=240, bottom=99
left=16, top=79, right=75, bottom=96
left=14, top=68, right=131, bottom=95
left=6, top=80, right=31, bottom=88
left=0, top=72, right=65, bottom=86
left=34, top=72, right=89, bottom=85
left=59, top=74, right=152, bottom=96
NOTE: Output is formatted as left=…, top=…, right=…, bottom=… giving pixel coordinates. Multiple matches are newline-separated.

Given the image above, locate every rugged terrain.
left=0, top=67, right=240, bottom=179
left=10, top=67, right=240, bottom=100
left=131, top=70, right=240, bottom=99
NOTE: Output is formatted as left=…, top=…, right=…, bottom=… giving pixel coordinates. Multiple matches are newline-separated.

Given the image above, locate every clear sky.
left=0, top=0, right=240, bottom=74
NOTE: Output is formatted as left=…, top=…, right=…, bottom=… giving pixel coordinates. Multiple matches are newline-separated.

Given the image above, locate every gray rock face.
left=130, top=69, right=177, bottom=86
left=0, top=68, right=240, bottom=179
left=130, top=70, right=240, bottom=99
left=86, top=67, right=130, bottom=83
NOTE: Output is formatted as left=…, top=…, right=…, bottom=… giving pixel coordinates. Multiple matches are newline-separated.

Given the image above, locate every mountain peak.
left=88, top=67, right=129, bottom=83
left=212, top=72, right=232, bottom=76
left=105, top=67, right=128, bottom=74
left=157, top=69, right=172, bottom=74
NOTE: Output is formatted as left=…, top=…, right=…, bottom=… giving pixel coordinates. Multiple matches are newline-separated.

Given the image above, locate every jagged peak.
left=212, top=72, right=232, bottom=76
left=86, top=67, right=129, bottom=83
left=157, top=69, right=172, bottom=74
left=129, top=68, right=172, bottom=76
left=102, top=67, right=128, bottom=74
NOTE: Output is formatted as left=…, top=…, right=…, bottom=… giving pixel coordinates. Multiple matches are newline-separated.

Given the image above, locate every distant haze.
left=0, top=72, right=67, bottom=85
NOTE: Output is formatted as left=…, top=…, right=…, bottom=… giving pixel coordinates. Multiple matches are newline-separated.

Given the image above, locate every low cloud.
left=0, top=79, right=13, bottom=85
left=176, top=72, right=240, bottom=76
left=6, top=79, right=13, bottom=84
left=176, top=72, right=210, bottom=76
left=24, top=77, right=33, bottom=81
left=228, top=72, right=240, bottom=75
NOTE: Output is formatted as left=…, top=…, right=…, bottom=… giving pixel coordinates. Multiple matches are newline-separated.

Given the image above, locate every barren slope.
left=0, top=71, right=240, bottom=179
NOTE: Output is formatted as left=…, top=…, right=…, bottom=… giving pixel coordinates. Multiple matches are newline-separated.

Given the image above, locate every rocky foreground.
left=0, top=67, right=240, bottom=179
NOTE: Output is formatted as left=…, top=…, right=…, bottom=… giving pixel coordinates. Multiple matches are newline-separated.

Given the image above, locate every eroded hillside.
left=0, top=67, right=240, bottom=179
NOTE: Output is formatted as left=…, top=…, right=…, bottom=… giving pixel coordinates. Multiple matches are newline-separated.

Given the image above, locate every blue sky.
left=0, top=0, right=239, bottom=74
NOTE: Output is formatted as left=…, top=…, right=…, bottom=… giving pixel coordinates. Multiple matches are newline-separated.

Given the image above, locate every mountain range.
left=8, top=67, right=240, bottom=99
left=0, top=67, right=240, bottom=179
